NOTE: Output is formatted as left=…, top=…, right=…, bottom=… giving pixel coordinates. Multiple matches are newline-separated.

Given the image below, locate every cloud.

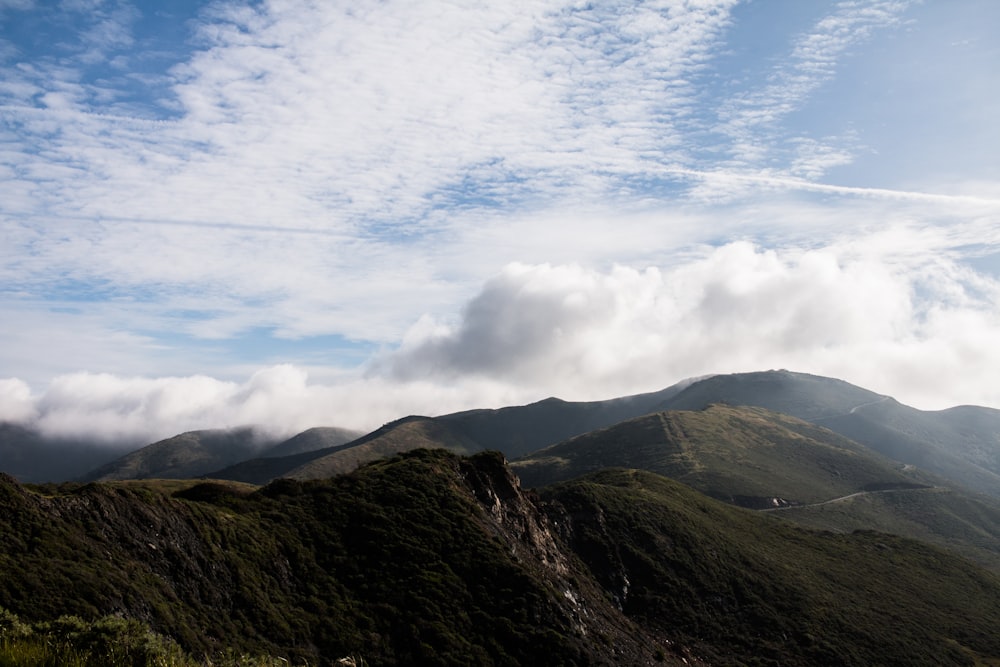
left=709, top=0, right=914, bottom=186
left=2, top=0, right=1000, bottom=443
left=3, top=232, right=1000, bottom=445
left=381, top=240, right=1000, bottom=410
left=3, top=0, right=743, bottom=234
left=0, top=378, right=35, bottom=422
left=0, top=0, right=32, bottom=11
left=4, top=364, right=527, bottom=445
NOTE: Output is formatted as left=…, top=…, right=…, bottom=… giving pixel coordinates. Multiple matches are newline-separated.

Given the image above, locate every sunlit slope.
left=281, top=416, right=482, bottom=479
left=513, top=404, right=926, bottom=506
left=769, top=483, right=1000, bottom=570
left=210, top=416, right=479, bottom=484
left=258, top=426, right=363, bottom=458
left=662, top=370, right=1000, bottom=496
left=514, top=404, right=1000, bottom=572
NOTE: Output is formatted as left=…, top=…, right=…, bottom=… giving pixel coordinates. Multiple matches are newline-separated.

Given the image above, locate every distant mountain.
left=211, top=416, right=481, bottom=484
left=209, top=370, right=1000, bottom=492
left=659, top=370, right=1000, bottom=497
left=436, top=378, right=697, bottom=459
left=513, top=404, right=1000, bottom=571
left=14, top=369, right=1000, bottom=494
left=3, top=449, right=1000, bottom=665
left=0, top=422, right=125, bottom=483
left=83, top=427, right=276, bottom=482
left=257, top=426, right=361, bottom=458
left=210, top=379, right=700, bottom=484
left=512, top=404, right=930, bottom=507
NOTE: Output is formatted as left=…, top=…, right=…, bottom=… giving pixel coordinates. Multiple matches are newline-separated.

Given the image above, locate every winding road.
left=758, top=485, right=935, bottom=512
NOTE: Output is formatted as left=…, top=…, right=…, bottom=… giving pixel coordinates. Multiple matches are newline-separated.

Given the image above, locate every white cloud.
left=3, top=231, right=1000, bottom=444
left=0, top=0, right=32, bottom=10
left=3, top=0, right=742, bottom=234
left=382, top=239, right=1000, bottom=410
left=3, top=364, right=528, bottom=445
left=0, top=378, right=35, bottom=422
left=2, top=0, right=1000, bottom=443
left=712, top=0, right=914, bottom=182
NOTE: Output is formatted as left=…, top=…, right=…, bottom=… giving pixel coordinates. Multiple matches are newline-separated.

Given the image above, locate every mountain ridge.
left=3, top=449, right=1000, bottom=665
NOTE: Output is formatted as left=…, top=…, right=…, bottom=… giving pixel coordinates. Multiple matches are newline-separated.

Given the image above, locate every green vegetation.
left=0, top=608, right=290, bottom=666
left=0, top=454, right=663, bottom=665
left=3, top=450, right=1000, bottom=665
left=768, top=484, right=1000, bottom=571
left=514, top=405, right=929, bottom=505
left=544, top=468, right=1000, bottom=666
left=514, top=405, right=1000, bottom=573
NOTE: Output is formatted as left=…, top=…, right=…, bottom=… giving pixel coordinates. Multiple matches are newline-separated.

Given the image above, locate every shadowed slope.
left=83, top=428, right=273, bottom=482
left=543, top=468, right=1000, bottom=666
left=4, top=452, right=1000, bottom=665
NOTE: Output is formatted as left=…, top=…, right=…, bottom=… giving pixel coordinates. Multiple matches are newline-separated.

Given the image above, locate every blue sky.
left=2, top=0, right=999, bottom=442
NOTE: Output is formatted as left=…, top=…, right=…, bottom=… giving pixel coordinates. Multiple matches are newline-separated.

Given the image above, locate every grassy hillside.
left=0, top=457, right=668, bottom=666
left=3, top=452, right=1000, bottom=665
left=83, top=428, right=274, bottom=482
left=662, top=370, right=1000, bottom=497
left=513, top=405, right=928, bottom=506
left=258, top=426, right=362, bottom=458
left=514, top=405, right=1000, bottom=572
left=209, top=416, right=483, bottom=484
left=282, top=416, right=481, bottom=479
left=543, top=468, right=1000, bottom=666
left=767, top=483, right=1000, bottom=571
left=437, top=379, right=691, bottom=459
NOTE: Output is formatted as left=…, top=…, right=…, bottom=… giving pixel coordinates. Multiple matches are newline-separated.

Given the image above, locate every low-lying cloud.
left=2, top=365, right=526, bottom=447
left=3, top=240, right=1000, bottom=446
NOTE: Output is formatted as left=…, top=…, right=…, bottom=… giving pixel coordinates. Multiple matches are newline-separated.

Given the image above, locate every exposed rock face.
left=5, top=450, right=1000, bottom=666
left=456, top=452, right=696, bottom=665
left=0, top=451, right=691, bottom=665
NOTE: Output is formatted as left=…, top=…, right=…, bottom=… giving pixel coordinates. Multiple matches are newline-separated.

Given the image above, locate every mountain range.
left=67, top=370, right=1000, bottom=572
left=4, top=449, right=1000, bottom=665
left=56, top=370, right=996, bottom=494
left=3, top=369, right=1000, bottom=663
left=4, top=371, right=999, bottom=496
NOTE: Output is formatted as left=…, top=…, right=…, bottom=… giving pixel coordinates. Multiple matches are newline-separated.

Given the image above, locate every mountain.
left=3, top=449, right=1000, bottom=665
left=83, top=427, right=275, bottom=482
left=209, top=379, right=700, bottom=484
left=658, top=370, right=1000, bottom=497
left=211, top=415, right=481, bottom=484
left=257, top=426, right=361, bottom=458
left=10, top=369, right=1000, bottom=492
left=512, top=404, right=931, bottom=507
left=542, top=467, right=1000, bottom=666
left=0, top=422, right=125, bottom=483
left=435, top=377, right=696, bottom=458
left=215, top=370, right=1000, bottom=492
left=513, top=404, right=1000, bottom=571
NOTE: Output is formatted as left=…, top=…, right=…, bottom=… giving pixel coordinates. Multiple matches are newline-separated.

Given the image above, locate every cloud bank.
left=5, top=237, right=1000, bottom=445
left=382, top=240, right=1000, bottom=408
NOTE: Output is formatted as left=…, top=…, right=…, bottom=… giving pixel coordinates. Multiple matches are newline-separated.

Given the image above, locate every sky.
left=1, top=0, right=999, bottom=445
